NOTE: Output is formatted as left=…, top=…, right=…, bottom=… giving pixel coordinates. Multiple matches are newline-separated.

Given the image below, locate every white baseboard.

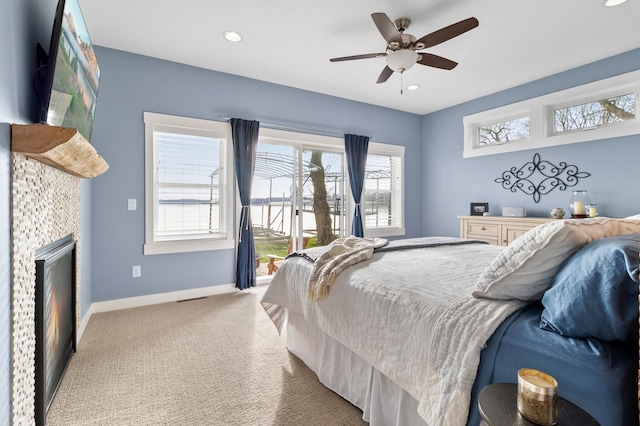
left=91, top=283, right=238, bottom=313
left=76, top=280, right=272, bottom=345
left=77, top=303, right=94, bottom=345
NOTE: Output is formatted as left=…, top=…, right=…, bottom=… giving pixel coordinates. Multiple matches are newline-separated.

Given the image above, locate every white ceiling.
left=78, top=0, right=640, bottom=115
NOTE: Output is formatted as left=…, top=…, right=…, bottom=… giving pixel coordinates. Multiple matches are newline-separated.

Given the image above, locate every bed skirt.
left=285, top=310, right=430, bottom=426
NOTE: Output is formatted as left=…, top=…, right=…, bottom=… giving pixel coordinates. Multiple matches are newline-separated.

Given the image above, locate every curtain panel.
left=231, top=118, right=260, bottom=290
left=344, top=134, right=369, bottom=237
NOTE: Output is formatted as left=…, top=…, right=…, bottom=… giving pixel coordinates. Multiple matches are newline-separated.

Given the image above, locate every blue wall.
left=1, top=0, right=94, bottom=421
left=1, top=0, right=54, bottom=422
left=89, top=47, right=423, bottom=303
left=422, top=48, right=640, bottom=237
left=2, top=0, right=640, bottom=419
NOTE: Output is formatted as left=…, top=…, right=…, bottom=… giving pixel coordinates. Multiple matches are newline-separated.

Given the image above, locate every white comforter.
left=261, top=237, right=527, bottom=426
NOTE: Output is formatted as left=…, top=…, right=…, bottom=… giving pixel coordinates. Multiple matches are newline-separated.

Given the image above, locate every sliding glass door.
left=252, top=141, right=346, bottom=276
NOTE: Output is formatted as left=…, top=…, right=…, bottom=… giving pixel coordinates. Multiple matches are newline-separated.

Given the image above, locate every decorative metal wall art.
left=494, top=153, right=591, bottom=203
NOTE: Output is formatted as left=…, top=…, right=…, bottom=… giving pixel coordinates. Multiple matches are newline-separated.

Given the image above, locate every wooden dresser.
left=458, top=215, right=554, bottom=246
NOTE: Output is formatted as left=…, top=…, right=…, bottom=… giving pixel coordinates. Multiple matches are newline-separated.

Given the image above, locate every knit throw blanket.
left=306, top=236, right=388, bottom=301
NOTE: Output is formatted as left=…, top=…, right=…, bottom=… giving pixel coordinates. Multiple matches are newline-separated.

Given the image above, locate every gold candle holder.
left=517, top=368, right=558, bottom=425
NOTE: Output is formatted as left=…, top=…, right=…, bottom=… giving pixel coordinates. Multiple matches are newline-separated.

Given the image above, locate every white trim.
left=256, top=275, right=273, bottom=286
left=90, top=283, right=239, bottom=313
left=463, top=70, right=640, bottom=158
left=368, top=142, right=405, bottom=156
left=76, top=281, right=271, bottom=344
left=144, top=238, right=234, bottom=255
left=256, top=127, right=406, bottom=238
left=77, top=303, right=94, bottom=345
left=365, top=227, right=406, bottom=238
left=143, top=112, right=235, bottom=255
left=258, top=127, right=343, bottom=148
left=362, top=145, right=405, bottom=237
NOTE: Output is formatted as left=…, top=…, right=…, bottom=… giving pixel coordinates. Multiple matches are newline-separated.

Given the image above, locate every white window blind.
left=155, top=131, right=227, bottom=239
left=144, top=112, right=234, bottom=255
left=363, top=148, right=404, bottom=235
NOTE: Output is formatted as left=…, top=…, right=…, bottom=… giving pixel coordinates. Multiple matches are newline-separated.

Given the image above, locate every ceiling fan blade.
left=415, top=17, right=479, bottom=49
left=376, top=66, right=394, bottom=84
left=330, top=53, right=386, bottom=62
left=371, top=13, right=402, bottom=45
left=417, top=53, right=458, bottom=70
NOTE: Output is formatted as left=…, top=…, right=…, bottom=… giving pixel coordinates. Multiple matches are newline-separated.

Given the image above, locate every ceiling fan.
left=330, top=13, right=479, bottom=86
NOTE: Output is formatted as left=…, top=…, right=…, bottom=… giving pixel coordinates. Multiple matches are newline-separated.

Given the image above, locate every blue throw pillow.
left=540, top=233, right=640, bottom=342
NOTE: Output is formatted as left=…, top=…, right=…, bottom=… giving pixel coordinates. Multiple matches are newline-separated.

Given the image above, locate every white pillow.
left=472, top=217, right=640, bottom=301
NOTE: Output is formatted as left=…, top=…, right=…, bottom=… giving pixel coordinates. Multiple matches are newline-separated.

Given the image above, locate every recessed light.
left=605, top=0, right=627, bottom=6
left=223, top=31, right=243, bottom=42
left=407, top=84, right=420, bottom=91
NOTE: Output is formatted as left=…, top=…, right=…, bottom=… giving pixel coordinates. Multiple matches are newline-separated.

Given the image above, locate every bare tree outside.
left=554, top=93, right=635, bottom=132
left=478, top=117, right=530, bottom=145
left=309, top=151, right=336, bottom=245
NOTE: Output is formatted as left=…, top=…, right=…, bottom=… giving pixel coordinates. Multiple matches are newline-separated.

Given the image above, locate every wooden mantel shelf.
left=11, top=123, right=109, bottom=178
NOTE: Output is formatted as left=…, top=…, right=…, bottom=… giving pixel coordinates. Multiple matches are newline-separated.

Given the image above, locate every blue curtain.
left=231, top=118, right=260, bottom=290
left=344, top=134, right=369, bottom=237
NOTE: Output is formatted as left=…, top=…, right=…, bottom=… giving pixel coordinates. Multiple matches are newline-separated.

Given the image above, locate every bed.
left=260, top=217, right=640, bottom=426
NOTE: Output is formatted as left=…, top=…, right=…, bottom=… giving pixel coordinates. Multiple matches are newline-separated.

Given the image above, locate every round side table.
left=478, top=383, right=599, bottom=426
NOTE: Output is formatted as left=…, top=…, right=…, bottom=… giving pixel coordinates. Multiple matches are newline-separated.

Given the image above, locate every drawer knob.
left=481, top=227, right=486, bottom=230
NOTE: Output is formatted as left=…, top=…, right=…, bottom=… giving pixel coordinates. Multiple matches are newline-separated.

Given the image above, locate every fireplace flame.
left=47, top=289, right=59, bottom=355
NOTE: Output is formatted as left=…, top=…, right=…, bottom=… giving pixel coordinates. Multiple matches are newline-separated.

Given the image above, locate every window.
left=478, top=116, right=530, bottom=145
left=144, top=112, right=234, bottom=255
left=363, top=150, right=404, bottom=235
left=255, top=128, right=405, bottom=243
left=463, top=70, right=640, bottom=158
left=552, top=93, right=636, bottom=133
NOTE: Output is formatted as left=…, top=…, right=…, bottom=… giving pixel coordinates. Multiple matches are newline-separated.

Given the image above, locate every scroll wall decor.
left=494, top=153, right=591, bottom=203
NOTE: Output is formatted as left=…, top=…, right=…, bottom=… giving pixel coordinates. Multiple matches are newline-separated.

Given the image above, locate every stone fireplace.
left=10, top=153, right=81, bottom=425
left=34, top=235, right=76, bottom=425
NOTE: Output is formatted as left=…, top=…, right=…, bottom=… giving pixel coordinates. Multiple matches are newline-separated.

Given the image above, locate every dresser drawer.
left=470, top=235, right=499, bottom=245
left=459, top=215, right=552, bottom=247
left=467, top=222, right=499, bottom=237
left=502, top=225, right=534, bottom=245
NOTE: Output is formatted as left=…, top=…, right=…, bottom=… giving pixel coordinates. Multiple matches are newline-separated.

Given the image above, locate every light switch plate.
left=128, top=199, right=137, bottom=210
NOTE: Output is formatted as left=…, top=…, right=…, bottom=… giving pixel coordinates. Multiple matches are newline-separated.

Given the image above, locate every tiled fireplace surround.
left=10, top=153, right=81, bottom=424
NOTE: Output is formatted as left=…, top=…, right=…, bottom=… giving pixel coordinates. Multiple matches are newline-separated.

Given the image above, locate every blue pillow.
left=540, top=233, right=640, bottom=342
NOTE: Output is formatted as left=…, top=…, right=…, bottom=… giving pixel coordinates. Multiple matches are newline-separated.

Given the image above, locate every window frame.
left=143, top=112, right=235, bottom=255
left=257, top=127, right=405, bottom=238
left=476, top=114, right=531, bottom=146
left=363, top=142, right=405, bottom=237
left=463, top=70, right=640, bottom=158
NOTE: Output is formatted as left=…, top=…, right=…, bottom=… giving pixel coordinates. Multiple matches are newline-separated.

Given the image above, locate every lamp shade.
left=386, top=50, right=418, bottom=72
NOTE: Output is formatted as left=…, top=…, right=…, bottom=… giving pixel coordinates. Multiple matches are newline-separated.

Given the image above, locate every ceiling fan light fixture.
left=386, top=50, right=418, bottom=72
left=223, top=30, right=243, bottom=42
left=605, top=0, right=627, bottom=5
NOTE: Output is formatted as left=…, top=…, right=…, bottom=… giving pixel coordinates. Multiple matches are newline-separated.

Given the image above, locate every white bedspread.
left=261, top=237, right=527, bottom=426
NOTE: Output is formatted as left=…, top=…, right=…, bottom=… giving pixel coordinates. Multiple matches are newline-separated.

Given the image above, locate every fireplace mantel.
left=11, top=123, right=109, bottom=178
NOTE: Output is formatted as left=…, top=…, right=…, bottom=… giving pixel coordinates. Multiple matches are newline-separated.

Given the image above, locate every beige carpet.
left=46, top=287, right=367, bottom=425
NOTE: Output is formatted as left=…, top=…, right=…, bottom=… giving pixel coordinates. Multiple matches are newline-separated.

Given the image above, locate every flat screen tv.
left=36, top=0, right=100, bottom=142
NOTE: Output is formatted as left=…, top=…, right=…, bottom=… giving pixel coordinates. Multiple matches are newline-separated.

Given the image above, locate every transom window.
left=478, top=116, right=530, bottom=145
left=553, top=93, right=636, bottom=133
left=464, top=70, right=640, bottom=158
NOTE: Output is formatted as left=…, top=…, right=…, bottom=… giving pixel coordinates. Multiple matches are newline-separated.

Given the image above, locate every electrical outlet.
left=128, top=199, right=137, bottom=210
left=132, top=265, right=141, bottom=278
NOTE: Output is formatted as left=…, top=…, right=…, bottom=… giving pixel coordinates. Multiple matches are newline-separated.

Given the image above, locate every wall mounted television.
left=35, top=0, right=100, bottom=142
